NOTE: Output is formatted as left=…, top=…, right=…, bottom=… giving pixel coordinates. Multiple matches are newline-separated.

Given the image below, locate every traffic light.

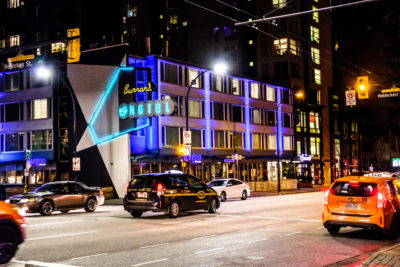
left=357, top=76, right=369, bottom=99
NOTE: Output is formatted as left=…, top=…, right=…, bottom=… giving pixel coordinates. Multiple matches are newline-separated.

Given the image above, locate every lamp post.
left=36, top=66, right=77, bottom=180
left=276, top=91, right=302, bottom=193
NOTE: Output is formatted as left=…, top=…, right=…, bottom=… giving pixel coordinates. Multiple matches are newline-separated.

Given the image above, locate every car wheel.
left=61, top=210, right=69, bottom=214
left=85, top=198, right=97, bottom=212
left=326, top=225, right=340, bottom=234
left=0, top=225, right=19, bottom=264
left=130, top=210, right=143, bottom=217
left=167, top=201, right=180, bottom=218
left=40, top=200, right=54, bottom=216
left=208, top=198, right=217, bottom=214
left=241, top=190, right=248, bottom=200
left=389, top=215, right=400, bottom=238
left=220, top=192, right=227, bottom=202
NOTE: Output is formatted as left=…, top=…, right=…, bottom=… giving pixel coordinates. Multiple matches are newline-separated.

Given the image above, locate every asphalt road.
left=5, top=192, right=399, bottom=267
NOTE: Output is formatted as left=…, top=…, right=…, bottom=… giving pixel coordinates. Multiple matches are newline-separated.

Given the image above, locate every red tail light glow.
left=124, top=183, right=130, bottom=195
left=100, top=189, right=104, bottom=196
left=377, top=192, right=384, bottom=208
left=323, top=190, right=330, bottom=205
left=156, top=183, right=166, bottom=195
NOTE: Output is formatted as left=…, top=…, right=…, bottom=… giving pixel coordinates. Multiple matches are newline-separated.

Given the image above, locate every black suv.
left=123, top=172, right=220, bottom=218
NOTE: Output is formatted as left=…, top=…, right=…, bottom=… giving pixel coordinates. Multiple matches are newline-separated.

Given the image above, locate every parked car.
left=208, top=179, right=250, bottom=202
left=6, top=181, right=104, bottom=216
left=123, top=172, right=220, bottom=218
left=323, top=175, right=400, bottom=237
left=0, top=200, right=26, bottom=264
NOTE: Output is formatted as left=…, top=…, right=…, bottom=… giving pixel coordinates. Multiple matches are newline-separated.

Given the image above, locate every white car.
left=208, top=179, right=250, bottom=202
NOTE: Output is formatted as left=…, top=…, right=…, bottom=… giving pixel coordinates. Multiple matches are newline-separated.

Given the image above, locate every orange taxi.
left=322, top=175, right=400, bottom=236
left=0, top=200, right=26, bottom=264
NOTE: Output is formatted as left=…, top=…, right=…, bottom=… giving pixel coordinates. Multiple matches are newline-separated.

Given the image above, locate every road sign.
left=183, top=145, right=191, bottom=156
left=183, top=131, right=192, bottom=144
left=345, top=90, right=356, bottom=106
left=72, top=157, right=81, bottom=171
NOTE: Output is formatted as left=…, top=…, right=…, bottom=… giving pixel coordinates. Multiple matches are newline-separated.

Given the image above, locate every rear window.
left=331, top=182, right=377, bottom=197
left=130, top=176, right=158, bottom=188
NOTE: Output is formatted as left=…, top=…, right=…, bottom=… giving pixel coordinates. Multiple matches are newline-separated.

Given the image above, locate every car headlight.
left=19, top=199, right=28, bottom=203
left=5, top=199, right=10, bottom=203
left=13, top=207, right=26, bottom=217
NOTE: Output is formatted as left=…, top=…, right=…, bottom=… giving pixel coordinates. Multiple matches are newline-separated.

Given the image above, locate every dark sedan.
left=6, top=181, right=105, bottom=216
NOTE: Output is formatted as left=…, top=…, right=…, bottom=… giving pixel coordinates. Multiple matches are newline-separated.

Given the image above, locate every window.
left=311, top=47, right=320, bottom=65
left=296, top=111, right=307, bottom=132
left=309, top=112, right=320, bottom=133
left=283, top=113, right=291, bottom=128
left=284, top=136, right=292, bottom=151
left=312, top=6, right=319, bottom=23
left=1, top=102, right=23, bottom=122
left=212, top=102, right=224, bottom=120
left=281, top=90, right=290, bottom=104
left=191, top=129, right=203, bottom=148
left=231, top=78, right=241, bottom=95
left=213, top=75, right=224, bottom=92
left=289, top=39, right=299, bottom=55
left=163, top=63, right=178, bottom=84
left=188, top=99, right=202, bottom=118
left=51, top=42, right=67, bottom=53
left=274, top=62, right=288, bottom=78
left=188, top=68, right=201, bottom=88
left=30, top=130, right=52, bottom=150
left=266, top=86, right=276, bottom=102
left=0, top=39, right=6, bottom=49
left=28, top=98, right=51, bottom=119
left=164, top=95, right=182, bottom=116
left=267, top=110, right=276, bottom=126
left=232, top=132, right=243, bottom=149
left=314, top=68, right=321, bottom=85
left=249, top=61, right=254, bottom=67
left=268, top=135, right=277, bottom=150
left=3, top=71, right=22, bottom=92
left=248, top=40, right=253, bottom=45
left=310, top=26, right=320, bottom=43
left=253, top=133, right=261, bottom=150
left=274, top=38, right=287, bottom=55
left=170, top=15, right=178, bottom=24
left=297, top=141, right=302, bottom=155
left=250, top=83, right=260, bottom=99
left=231, top=105, right=243, bottom=122
left=7, top=0, right=21, bottom=8
left=164, top=127, right=180, bottom=147
left=3, top=133, right=23, bottom=152
left=214, top=130, right=225, bottom=148
left=252, top=109, right=261, bottom=124
left=290, top=63, right=301, bottom=79
left=310, top=137, right=320, bottom=157
left=187, top=175, right=203, bottom=189
left=8, top=35, right=20, bottom=47
left=273, top=0, right=287, bottom=8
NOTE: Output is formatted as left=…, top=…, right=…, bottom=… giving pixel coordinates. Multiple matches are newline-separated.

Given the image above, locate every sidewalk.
left=103, top=185, right=328, bottom=205
left=360, top=243, right=400, bottom=267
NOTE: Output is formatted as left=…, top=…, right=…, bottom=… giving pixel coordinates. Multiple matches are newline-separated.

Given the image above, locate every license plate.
left=345, top=203, right=361, bottom=210
left=137, top=192, right=147, bottom=198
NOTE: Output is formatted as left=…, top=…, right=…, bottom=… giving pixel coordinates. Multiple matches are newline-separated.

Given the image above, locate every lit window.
left=252, top=109, right=261, bottom=124
left=170, top=15, right=178, bottom=24
left=232, top=78, right=241, bottom=95
left=250, top=83, right=260, bottom=99
left=7, top=0, right=21, bottom=8
left=273, top=0, right=287, bottom=8
left=51, top=42, right=66, bottom=53
left=253, top=133, right=261, bottom=150
left=249, top=61, right=254, bottom=67
left=188, top=68, right=201, bottom=88
left=160, top=34, right=164, bottom=39
left=309, top=111, right=320, bottom=133
left=266, top=86, right=276, bottom=102
left=232, top=132, right=243, bottom=149
left=36, top=47, right=41, bottom=56
left=310, top=137, right=320, bottom=157
left=159, top=14, right=163, bottom=19
left=214, top=130, right=225, bottom=148
left=163, top=63, right=178, bottom=84
left=311, top=47, right=320, bottom=64
left=314, top=68, right=321, bottom=85
left=188, top=99, right=202, bottom=118
left=310, top=26, right=320, bottom=43
left=284, top=136, right=292, bottom=151
left=214, top=75, right=223, bottom=92
left=268, top=135, right=277, bottom=150
left=312, top=6, right=319, bottom=23
left=0, top=39, right=6, bottom=49
left=8, top=35, right=20, bottom=47
left=289, top=39, right=299, bottom=55
left=164, top=126, right=180, bottom=147
left=248, top=40, right=253, bottom=45
left=31, top=130, right=52, bottom=150
left=182, top=21, right=188, bottom=27
left=317, top=90, right=321, bottom=105
left=274, top=38, right=287, bottom=55
left=29, top=99, right=50, bottom=120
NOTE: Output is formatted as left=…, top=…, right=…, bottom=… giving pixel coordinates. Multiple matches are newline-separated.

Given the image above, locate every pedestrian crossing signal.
left=357, top=76, right=369, bottom=99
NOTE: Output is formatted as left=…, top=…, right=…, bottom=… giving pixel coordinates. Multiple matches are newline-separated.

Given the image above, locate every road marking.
left=26, top=231, right=96, bottom=241
left=192, top=235, right=216, bottom=240
left=71, top=253, right=108, bottom=261
left=11, top=260, right=77, bottom=267
left=248, top=238, right=269, bottom=244
left=29, top=220, right=85, bottom=227
left=132, top=258, right=168, bottom=266
left=195, top=247, right=224, bottom=254
left=247, top=216, right=281, bottom=220
left=285, top=231, right=302, bottom=236
left=140, top=243, right=169, bottom=249
left=247, top=256, right=265, bottom=260
left=289, top=219, right=320, bottom=222
left=161, top=219, right=200, bottom=224
left=219, top=214, right=241, bottom=218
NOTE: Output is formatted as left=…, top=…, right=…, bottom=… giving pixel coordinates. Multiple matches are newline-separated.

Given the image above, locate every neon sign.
left=183, top=154, right=203, bottom=163
left=118, top=99, right=174, bottom=119
left=123, top=82, right=153, bottom=95
left=30, top=158, right=47, bottom=166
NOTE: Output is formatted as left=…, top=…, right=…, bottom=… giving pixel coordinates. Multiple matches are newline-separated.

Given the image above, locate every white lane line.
left=248, top=238, right=269, bottom=244
left=161, top=219, right=200, bottom=224
left=139, top=243, right=169, bottom=249
left=192, top=235, right=216, bottom=240
left=132, top=258, right=169, bottom=266
left=219, top=214, right=241, bottom=218
left=289, top=219, right=320, bottom=222
left=71, top=253, right=108, bottom=261
left=11, top=260, right=77, bottom=267
left=195, top=247, right=224, bottom=254
left=247, top=256, right=265, bottom=260
left=29, top=220, right=85, bottom=227
left=247, top=216, right=281, bottom=220
left=284, top=231, right=302, bottom=236
left=26, top=231, right=96, bottom=241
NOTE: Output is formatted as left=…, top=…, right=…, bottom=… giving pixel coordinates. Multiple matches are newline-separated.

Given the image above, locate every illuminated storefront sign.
left=118, top=99, right=174, bottom=119
left=393, top=158, right=400, bottom=167
left=183, top=154, right=202, bottom=163
left=123, top=82, right=153, bottom=95
left=300, top=154, right=312, bottom=162
left=30, top=158, right=47, bottom=166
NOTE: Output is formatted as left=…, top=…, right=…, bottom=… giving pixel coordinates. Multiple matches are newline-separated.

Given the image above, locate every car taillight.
left=377, top=192, right=384, bottom=208
left=100, top=189, right=104, bottom=196
left=124, top=183, right=130, bottom=195
left=323, top=190, right=330, bottom=205
left=156, top=183, right=166, bottom=196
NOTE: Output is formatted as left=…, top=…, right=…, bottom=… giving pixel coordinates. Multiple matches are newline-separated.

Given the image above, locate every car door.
left=68, top=183, right=85, bottom=208
left=226, top=179, right=236, bottom=198
left=169, top=175, right=192, bottom=211
left=186, top=175, right=208, bottom=210
left=234, top=180, right=245, bottom=197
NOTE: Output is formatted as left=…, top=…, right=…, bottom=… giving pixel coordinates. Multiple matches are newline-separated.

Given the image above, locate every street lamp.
left=276, top=91, right=302, bottom=193
left=36, top=65, right=78, bottom=180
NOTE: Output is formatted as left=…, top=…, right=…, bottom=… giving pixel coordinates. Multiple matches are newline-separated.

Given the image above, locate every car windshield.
left=209, top=180, right=226, bottom=186
left=34, top=183, right=63, bottom=193
left=331, top=182, right=378, bottom=197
